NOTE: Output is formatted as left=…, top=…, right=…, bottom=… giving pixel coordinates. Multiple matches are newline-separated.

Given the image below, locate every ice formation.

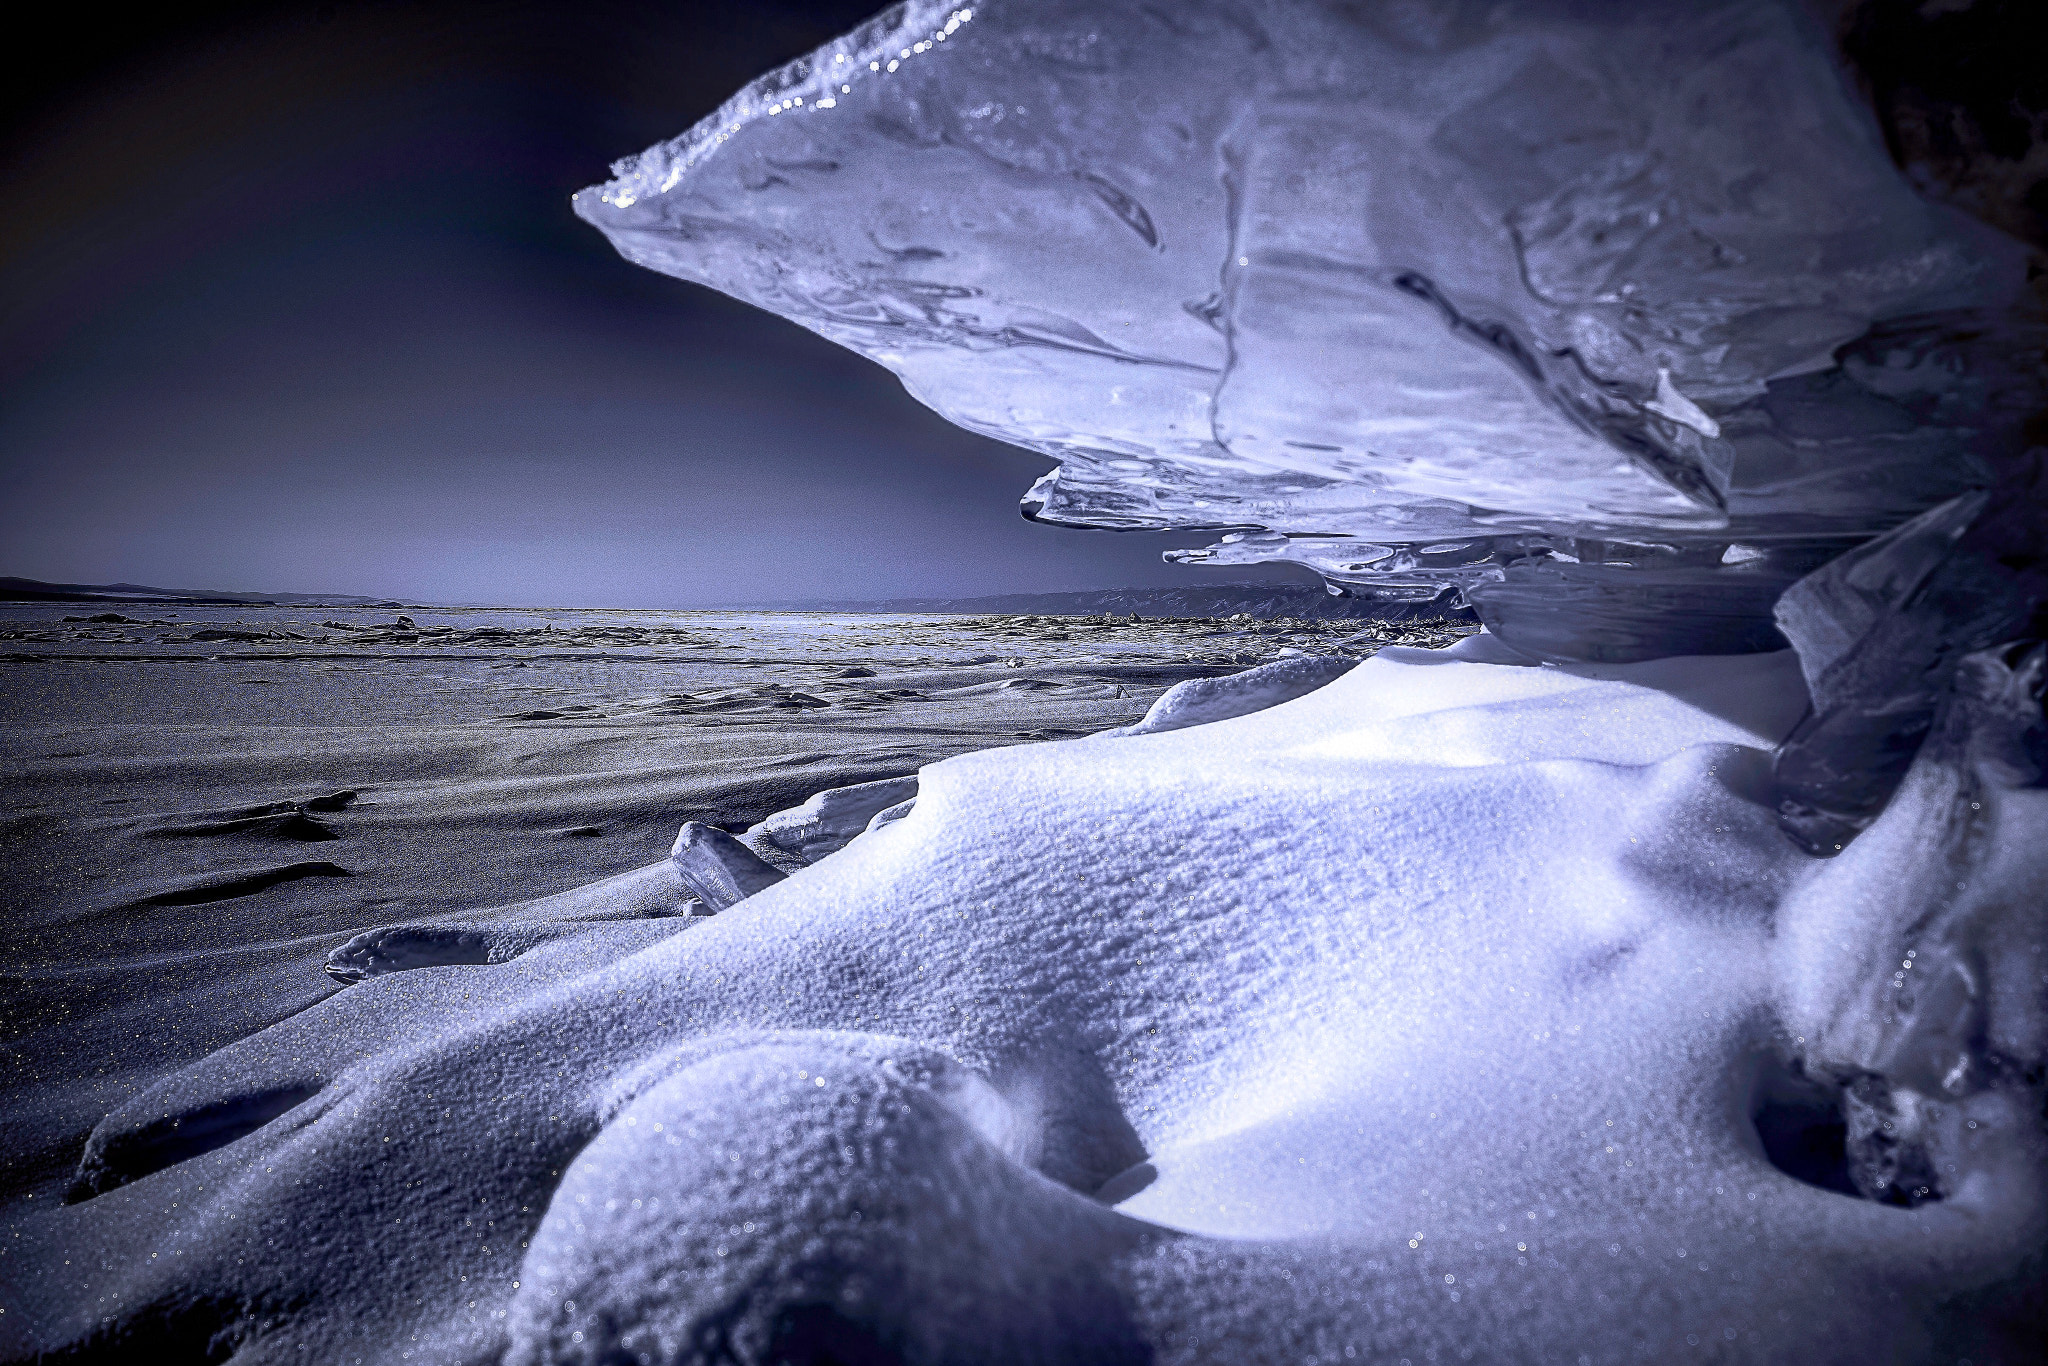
left=5, top=1, right=2045, bottom=1362
left=572, top=0, right=2042, bottom=667
left=743, top=774, right=921, bottom=866
left=672, top=822, right=788, bottom=912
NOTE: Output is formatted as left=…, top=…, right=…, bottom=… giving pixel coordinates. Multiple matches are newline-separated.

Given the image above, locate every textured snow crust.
left=573, top=0, right=2042, bottom=664
left=9, top=644, right=2047, bottom=1362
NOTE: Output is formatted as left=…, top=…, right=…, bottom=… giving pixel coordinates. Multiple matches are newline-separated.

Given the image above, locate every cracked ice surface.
left=575, top=0, right=2040, bottom=661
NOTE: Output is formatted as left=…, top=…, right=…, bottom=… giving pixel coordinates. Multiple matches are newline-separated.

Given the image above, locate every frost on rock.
left=574, top=0, right=2042, bottom=669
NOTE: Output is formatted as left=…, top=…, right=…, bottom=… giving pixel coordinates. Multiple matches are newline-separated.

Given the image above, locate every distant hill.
left=773, top=582, right=1474, bottom=621
left=0, top=576, right=401, bottom=607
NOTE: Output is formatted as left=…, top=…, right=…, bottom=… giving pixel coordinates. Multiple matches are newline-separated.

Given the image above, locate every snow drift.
left=7, top=644, right=2045, bottom=1362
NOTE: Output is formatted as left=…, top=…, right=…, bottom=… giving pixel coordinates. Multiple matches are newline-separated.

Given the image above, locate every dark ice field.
left=0, top=604, right=1469, bottom=1209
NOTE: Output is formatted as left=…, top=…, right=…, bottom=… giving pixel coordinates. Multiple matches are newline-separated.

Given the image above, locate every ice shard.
left=671, top=821, right=788, bottom=910
left=573, top=0, right=2042, bottom=667
left=1771, top=485, right=2047, bottom=850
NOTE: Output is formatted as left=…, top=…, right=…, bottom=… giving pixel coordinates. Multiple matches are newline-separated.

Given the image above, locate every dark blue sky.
left=0, top=0, right=1297, bottom=607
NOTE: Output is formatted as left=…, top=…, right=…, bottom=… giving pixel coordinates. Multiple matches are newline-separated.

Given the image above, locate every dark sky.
left=0, top=0, right=1295, bottom=607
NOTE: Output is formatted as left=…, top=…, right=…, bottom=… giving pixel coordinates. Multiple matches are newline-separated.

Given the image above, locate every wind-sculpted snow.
left=573, top=0, right=2041, bottom=667
left=1101, top=653, right=1356, bottom=738
left=8, top=645, right=2047, bottom=1361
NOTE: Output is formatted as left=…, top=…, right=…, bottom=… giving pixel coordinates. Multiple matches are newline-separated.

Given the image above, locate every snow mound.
left=11, top=643, right=2045, bottom=1361
left=505, top=1036, right=1145, bottom=1365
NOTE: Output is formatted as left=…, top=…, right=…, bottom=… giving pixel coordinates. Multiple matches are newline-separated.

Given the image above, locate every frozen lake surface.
left=0, top=604, right=1464, bottom=1207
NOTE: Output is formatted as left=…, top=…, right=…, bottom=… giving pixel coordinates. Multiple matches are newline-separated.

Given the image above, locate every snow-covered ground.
left=6, top=634, right=2041, bottom=1362
left=4, top=605, right=1458, bottom=1209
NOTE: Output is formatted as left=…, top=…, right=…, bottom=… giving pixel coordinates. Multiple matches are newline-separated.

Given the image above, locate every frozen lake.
left=0, top=604, right=1465, bottom=1206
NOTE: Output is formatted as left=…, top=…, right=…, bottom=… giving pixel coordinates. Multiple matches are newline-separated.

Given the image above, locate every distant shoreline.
left=1, top=576, right=1469, bottom=622
left=0, top=576, right=401, bottom=608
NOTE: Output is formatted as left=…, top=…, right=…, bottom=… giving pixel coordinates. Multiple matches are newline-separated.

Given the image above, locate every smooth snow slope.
left=6, top=640, right=2043, bottom=1363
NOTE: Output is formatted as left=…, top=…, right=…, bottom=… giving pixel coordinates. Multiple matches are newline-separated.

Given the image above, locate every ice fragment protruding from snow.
left=1772, top=486, right=2046, bottom=850
left=671, top=821, right=787, bottom=911
left=744, top=774, right=920, bottom=865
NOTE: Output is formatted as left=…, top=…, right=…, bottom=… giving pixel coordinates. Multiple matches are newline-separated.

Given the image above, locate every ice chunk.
left=862, top=797, right=916, bottom=835
left=743, top=774, right=920, bottom=865
left=1771, top=489, right=2044, bottom=849
left=1646, top=369, right=1722, bottom=439
left=670, top=821, right=787, bottom=911
left=1774, top=641, right=2048, bottom=1203
left=574, top=0, right=2038, bottom=659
